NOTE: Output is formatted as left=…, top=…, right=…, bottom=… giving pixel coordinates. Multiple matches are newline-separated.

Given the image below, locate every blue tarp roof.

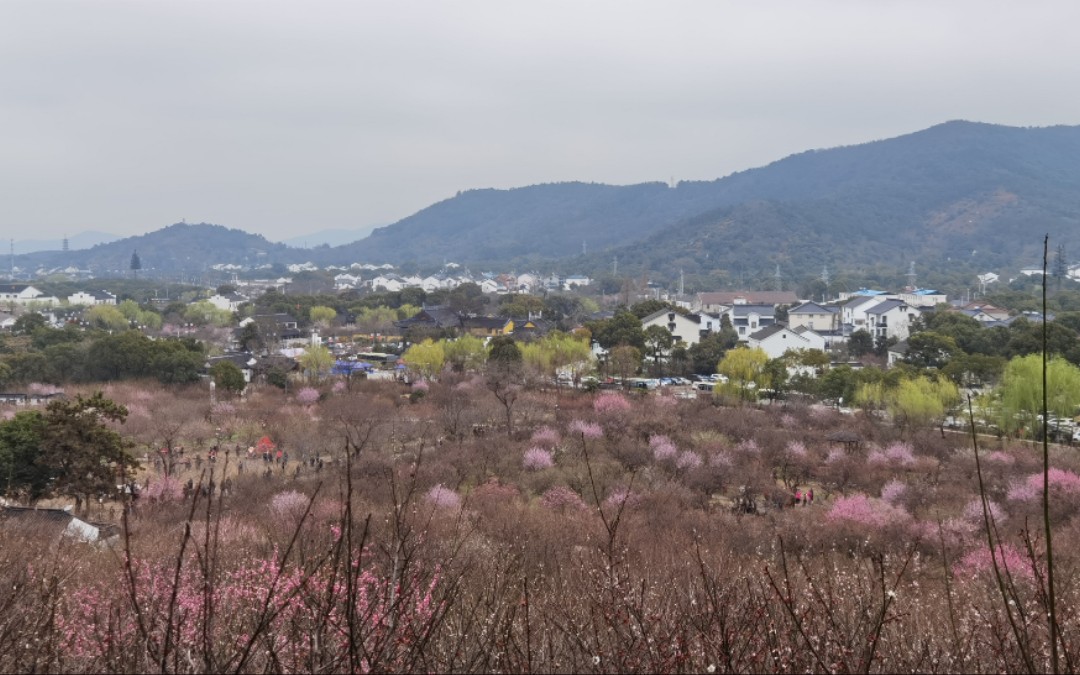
left=331, top=360, right=374, bottom=375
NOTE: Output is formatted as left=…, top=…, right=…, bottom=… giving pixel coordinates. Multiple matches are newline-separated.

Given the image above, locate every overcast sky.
left=4, top=1, right=1080, bottom=244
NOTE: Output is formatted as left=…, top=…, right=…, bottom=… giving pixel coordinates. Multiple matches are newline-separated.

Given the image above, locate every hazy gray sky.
left=4, top=1, right=1080, bottom=243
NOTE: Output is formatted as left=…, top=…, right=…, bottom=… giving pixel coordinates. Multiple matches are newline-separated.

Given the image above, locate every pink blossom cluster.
left=540, top=485, right=588, bottom=511
left=780, top=414, right=797, bottom=428
left=676, top=451, right=703, bottom=470
left=984, top=450, right=1015, bottom=465
left=650, top=435, right=678, bottom=462
left=709, top=452, right=733, bottom=468
left=1009, top=468, right=1080, bottom=502
left=594, top=392, right=632, bottom=414
left=332, top=380, right=347, bottom=393
left=211, top=401, right=236, bottom=417
left=412, top=379, right=430, bottom=391
left=271, top=490, right=310, bottom=519
left=531, top=426, right=561, bottom=447
left=523, top=447, right=555, bottom=470
left=825, top=448, right=847, bottom=464
left=295, top=387, right=320, bottom=406
left=785, top=440, right=808, bottom=457
left=735, top=439, right=759, bottom=454
left=568, top=419, right=604, bottom=439
left=1007, top=480, right=1040, bottom=503
left=879, top=479, right=907, bottom=504
left=55, top=552, right=442, bottom=671
left=869, top=442, right=915, bottom=466
left=962, top=498, right=1007, bottom=524
left=426, top=483, right=462, bottom=510
left=954, top=543, right=1035, bottom=582
left=827, top=494, right=910, bottom=528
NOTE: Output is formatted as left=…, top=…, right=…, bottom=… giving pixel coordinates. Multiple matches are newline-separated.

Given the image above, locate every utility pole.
left=774, top=264, right=783, bottom=292
left=821, top=264, right=830, bottom=303
left=906, top=261, right=917, bottom=290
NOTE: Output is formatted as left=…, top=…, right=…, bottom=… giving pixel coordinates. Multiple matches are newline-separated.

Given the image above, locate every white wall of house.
left=641, top=310, right=703, bottom=347
left=747, top=327, right=822, bottom=360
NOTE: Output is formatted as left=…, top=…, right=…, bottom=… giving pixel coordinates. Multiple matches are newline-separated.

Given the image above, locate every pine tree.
left=1052, top=243, right=1067, bottom=289
left=130, top=250, right=142, bottom=279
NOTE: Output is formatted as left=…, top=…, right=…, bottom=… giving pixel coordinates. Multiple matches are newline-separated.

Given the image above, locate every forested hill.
left=600, top=121, right=1080, bottom=278
left=328, top=120, right=1080, bottom=270
left=18, top=223, right=291, bottom=276
left=333, top=182, right=691, bottom=264
left=16, top=121, right=1080, bottom=277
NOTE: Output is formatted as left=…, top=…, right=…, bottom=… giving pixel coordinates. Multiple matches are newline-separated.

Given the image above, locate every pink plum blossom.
left=954, top=543, right=1035, bottom=581
left=594, top=392, right=632, bottom=414
left=827, top=494, right=910, bottom=528
left=271, top=490, right=310, bottom=519
left=426, top=484, right=461, bottom=510
left=568, top=419, right=604, bottom=439
left=531, top=426, right=561, bottom=447
left=676, top=451, right=703, bottom=470
left=650, top=435, right=678, bottom=461
left=880, top=479, right=907, bottom=504
left=963, top=498, right=1007, bottom=524
left=786, top=440, right=808, bottom=457
left=523, top=447, right=555, bottom=470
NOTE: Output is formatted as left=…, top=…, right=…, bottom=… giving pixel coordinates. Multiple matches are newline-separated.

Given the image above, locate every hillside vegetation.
left=17, top=121, right=1080, bottom=279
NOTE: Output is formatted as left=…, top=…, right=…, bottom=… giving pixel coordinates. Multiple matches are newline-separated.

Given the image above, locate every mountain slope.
left=16, top=121, right=1080, bottom=278
left=20, top=223, right=292, bottom=275
left=331, top=120, right=1080, bottom=269
left=604, top=121, right=1080, bottom=277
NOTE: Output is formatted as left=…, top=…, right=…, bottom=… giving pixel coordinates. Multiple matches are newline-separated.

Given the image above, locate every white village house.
left=640, top=309, right=706, bottom=347
left=747, top=324, right=826, bottom=360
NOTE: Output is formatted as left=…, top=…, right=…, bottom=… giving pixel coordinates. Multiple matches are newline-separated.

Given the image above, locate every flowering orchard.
left=2, top=379, right=1080, bottom=672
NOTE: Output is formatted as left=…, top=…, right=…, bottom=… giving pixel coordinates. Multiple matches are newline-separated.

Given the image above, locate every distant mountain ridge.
left=14, top=231, right=121, bottom=254
left=15, top=121, right=1080, bottom=279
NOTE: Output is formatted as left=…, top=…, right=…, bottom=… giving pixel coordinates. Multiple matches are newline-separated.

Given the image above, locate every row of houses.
left=363, top=271, right=592, bottom=295
left=0, top=284, right=118, bottom=308
left=644, top=289, right=932, bottom=360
